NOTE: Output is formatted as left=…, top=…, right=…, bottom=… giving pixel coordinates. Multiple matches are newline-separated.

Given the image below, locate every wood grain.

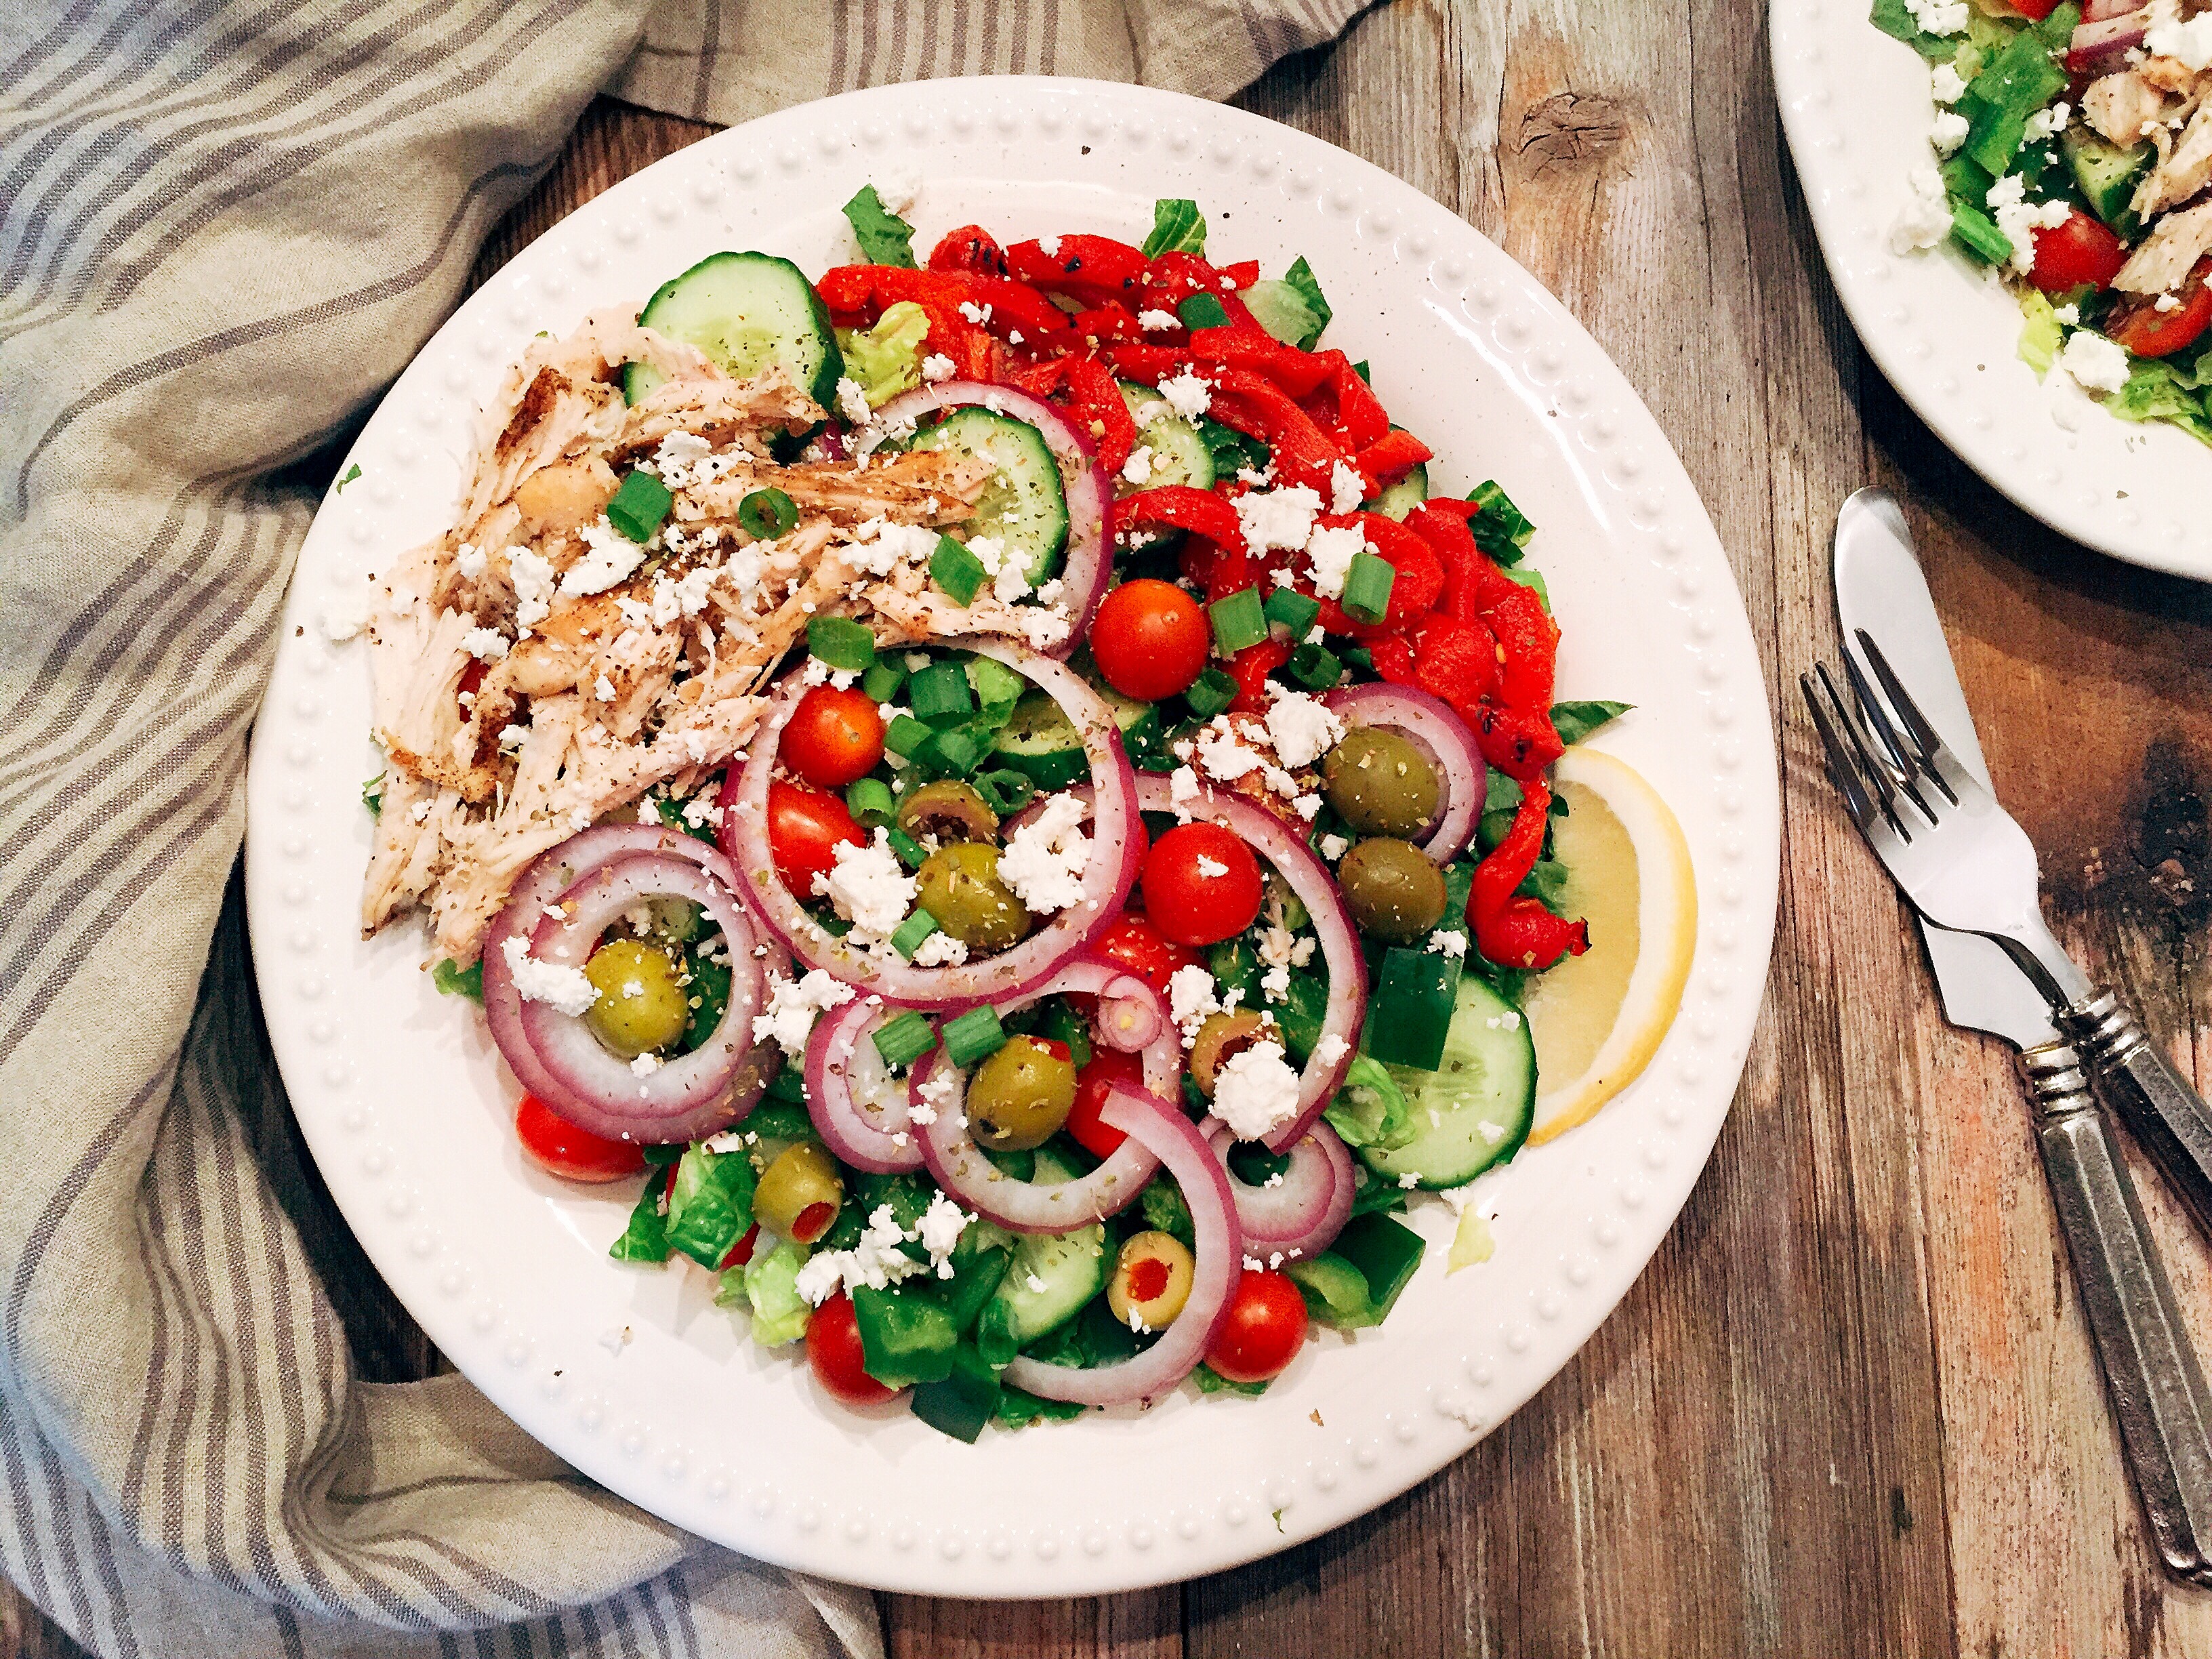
left=20, top=7, right=2212, bottom=1656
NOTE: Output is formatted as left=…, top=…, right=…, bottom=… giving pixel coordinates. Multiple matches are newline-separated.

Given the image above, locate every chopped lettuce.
left=2017, top=288, right=2062, bottom=378
left=1551, top=699, right=1631, bottom=746
left=835, top=300, right=931, bottom=407
left=430, top=958, right=483, bottom=1002
left=730, top=1239, right=812, bottom=1346
left=1243, top=255, right=1332, bottom=351
left=841, top=184, right=918, bottom=268
left=2106, top=357, right=2212, bottom=447
left=1324, top=1054, right=1416, bottom=1151
left=1869, top=0, right=1965, bottom=60
left=1140, top=198, right=1206, bottom=259
left=1139, top=1176, right=1196, bottom=1249
left=1446, top=1207, right=1494, bottom=1273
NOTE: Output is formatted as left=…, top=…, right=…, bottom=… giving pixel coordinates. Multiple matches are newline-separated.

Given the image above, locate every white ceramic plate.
left=1774, top=0, right=2212, bottom=579
left=245, top=77, right=1778, bottom=1596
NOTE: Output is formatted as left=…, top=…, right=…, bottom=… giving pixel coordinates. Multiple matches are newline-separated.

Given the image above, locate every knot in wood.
left=1514, top=92, right=1631, bottom=173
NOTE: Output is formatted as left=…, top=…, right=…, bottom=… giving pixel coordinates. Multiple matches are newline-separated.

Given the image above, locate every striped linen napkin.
left=0, top=1, right=1362, bottom=1655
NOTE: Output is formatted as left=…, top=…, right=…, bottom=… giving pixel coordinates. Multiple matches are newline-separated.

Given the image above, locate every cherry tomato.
left=1141, top=823, right=1264, bottom=947
left=781, top=686, right=886, bottom=787
left=1204, top=1269, right=1309, bottom=1384
left=806, top=1292, right=900, bottom=1406
left=2028, top=209, right=2127, bottom=294
left=1093, top=909, right=1203, bottom=996
left=514, top=1094, right=647, bottom=1183
left=1089, top=579, right=1211, bottom=701
left=1067, top=1047, right=1147, bottom=1158
left=2110, top=258, right=2212, bottom=359
left=768, top=780, right=865, bottom=897
left=720, top=1223, right=760, bottom=1270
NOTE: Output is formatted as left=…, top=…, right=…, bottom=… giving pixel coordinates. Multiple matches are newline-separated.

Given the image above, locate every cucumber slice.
left=1096, top=683, right=1160, bottom=748
left=626, top=251, right=844, bottom=410
left=994, top=690, right=1090, bottom=790
left=2061, top=126, right=2150, bottom=236
left=975, top=1149, right=1110, bottom=1361
left=1356, top=975, right=1536, bottom=1189
left=1363, top=459, right=1429, bottom=522
left=908, top=407, right=1069, bottom=586
left=1115, top=380, right=1216, bottom=494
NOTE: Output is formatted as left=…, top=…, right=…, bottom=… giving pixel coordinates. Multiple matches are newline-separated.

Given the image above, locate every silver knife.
left=1834, top=487, right=2212, bottom=1583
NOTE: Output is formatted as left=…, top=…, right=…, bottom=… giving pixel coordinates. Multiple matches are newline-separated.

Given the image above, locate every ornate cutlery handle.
left=2020, top=1040, right=2212, bottom=1584
left=2061, top=991, right=2212, bottom=1242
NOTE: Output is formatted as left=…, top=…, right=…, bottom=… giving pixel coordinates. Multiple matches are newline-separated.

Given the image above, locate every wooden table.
left=17, top=5, right=2212, bottom=1654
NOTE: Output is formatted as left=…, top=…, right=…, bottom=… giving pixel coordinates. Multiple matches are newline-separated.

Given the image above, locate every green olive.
left=1107, top=1231, right=1195, bottom=1329
left=916, top=842, right=1031, bottom=951
left=1336, top=837, right=1448, bottom=943
left=582, top=938, right=689, bottom=1057
left=754, top=1142, right=844, bottom=1242
left=966, top=1035, right=1078, bottom=1151
left=1190, top=1008, right=1270, bottom=1098
left=1321, top=729, right=1441, bottom=838
left=896, top=779, right=1000, bottom=844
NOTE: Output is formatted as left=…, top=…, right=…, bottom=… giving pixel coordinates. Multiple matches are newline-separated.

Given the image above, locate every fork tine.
left=1814, top=663, right=1912, bottom=839
left=1801, top=669, right=1893, bottom=840
left=1841, top=649, right=1938, bottom=824
left=1854, top=628, right=1961, bottom=806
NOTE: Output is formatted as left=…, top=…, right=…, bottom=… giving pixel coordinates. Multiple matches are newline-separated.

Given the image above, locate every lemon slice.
left=1522, top=748, right=1697, bottom=1146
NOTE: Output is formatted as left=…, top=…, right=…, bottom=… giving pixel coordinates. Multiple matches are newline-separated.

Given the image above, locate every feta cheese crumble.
left=835, top=377, right=873, bottom=425
left=1138, top=308, right=1181, bottom=332
left=1328, top=459, right=1366, bottom=516
left=1930, top=110, right=1968, bottom=157
left=816, top=830, right=920, bottom=939
left=1263, top=689, right=1343, bottom=769
left=1155, top=371, right=1213, bottom=421
left=752, top=968, right=857, bottom=1052
left=1168, top=964, right=1221, bottom=1042
left=1986, top=174, right=2070, bottom=275
left=1304, top=523, right=1370, bottom=598
left=2058, top=329, right=2131, bottom=394
left=1209, top=1041, right=1303, bottom=1139
left=2147, top=9, right=2212, bottom=69
left=1889, top=163, right=1953, bottom=255
left=1233, top=485, right=1323, bottom=553
left=499, top=936, right=598, bottom=1017
left=509, top=548, right=556, bottom=630
left=1904, top=0, right=1967, bottom=35
left=996, top=790, right=1092, bottom=914
left=1929, top=62, right=1966, bottom=103
left=562, top=516, right=647, bottom=596
left=920, top=352, right=956, bottom=382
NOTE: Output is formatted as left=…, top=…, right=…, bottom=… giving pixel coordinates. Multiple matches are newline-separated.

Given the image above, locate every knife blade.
left=1831, top=487, right=2058, bottom=1051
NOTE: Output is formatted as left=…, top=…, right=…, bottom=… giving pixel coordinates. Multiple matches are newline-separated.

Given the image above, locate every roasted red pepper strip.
left=1401, top=499, right=1561, bottom=779
left=1004, top=354, right=1138, bottom=475
left=1111, top=486, right=1247, bottom=554
left=1184, top=327, right=1334, bottom=397
left=928, top=225, right=1010, bottom=276
left=1204, top=367, right=1347, bottom=490
left=1069, top=303, right=1153, bottom=348
left=1309, top=514, right=1444, bottom=636
left=947, top=274, right=1072, bottom=342
left=1298, top=351, right=1389, bottom=450
left=1351, top=428, right=1434, bottom=495
left=1406, top=613, right=1500, bottom=710
left=1102, top=342, right=1187, bottom=384
left=1137, top=250, right=1237, bottom=314
left=1225, top=638, right=1291, bottom=714
left=1468, top=779, right=1588, bottom=969
left=815, top=265, right=987, bottom=367
left=1008, top=234, right=1149, bottom=308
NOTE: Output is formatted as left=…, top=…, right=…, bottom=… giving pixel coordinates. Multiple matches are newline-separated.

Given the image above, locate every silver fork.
left=1804, top=630, right=2212, bottom=1240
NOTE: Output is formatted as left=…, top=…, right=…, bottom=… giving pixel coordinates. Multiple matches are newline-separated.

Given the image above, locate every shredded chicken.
left=359, top=308, right=1069, bottom=963
left=2134, top=96, right=2212, bottom=218
left=2085, top=69, right=2171, bottom=147
left=2117, top=197, right=2212, bottom=289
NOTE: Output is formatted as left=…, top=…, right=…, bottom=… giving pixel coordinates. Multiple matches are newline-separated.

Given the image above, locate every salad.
left=354, top=186, right=1629, bottom=1440
left=1879, top=0, right=2212, bottom=438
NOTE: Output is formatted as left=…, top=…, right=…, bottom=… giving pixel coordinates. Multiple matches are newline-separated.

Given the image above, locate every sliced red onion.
left=722, top=640, right=1138, bottom=1006
left=872, top=381, right=1109, bottom=654
left=913, top=958, right=1176, bottom=1232
left=1133, top=773, right=1366, bottom=1153
left=2070, top=12, right=2145, bottom=69
left=1002, top=1086, right=1238, bottom=1406
left=510, top=853, right=772, bottom=1144
left=1204, top=1117, right=1355, bottom=1261
left=1320, top=682, right=1483, bottom=863
left=2081, top=0, right=2136, bottom=20
left=481, top=824, right=764, bottom=1116
left=804, top=996, right=926, bottom=1173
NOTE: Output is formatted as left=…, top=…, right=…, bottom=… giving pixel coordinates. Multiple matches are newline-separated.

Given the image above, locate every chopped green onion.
left=969, top=656, right=1025, bottom=713
left=845, top=777, right=896, bottom=827
left=889, top=909, right=942, bottom=960
left=943, top=1006, right=1008, bottom=1068
left=886, top=827, right=929, bottom=869
left=1288, top=641, right=1341, bottom=691
left=1185, top=666, right=1237, bottom=719
left=607, top=468, right=673, bottom=542
left=930, top=533, right=986, bottom=605
left=909, top=661, right=975, bottom=724
left=431, top=958, right=483, bottom=1002
left=972, top=769, right=1036, bottom=815
left=930, top=726, right=985, bottom=776
left=1177, top=292, right=1229, bottom=331
left=1208, top=586, right=1267, bottom=655
left=872, top=1008, right=939, bottom=1067
left=1340, top=552, right=1395, bottom=625
left=1264, top=588, right=1321, bottom=638
left=737, top=487, right=799, bottom=539
left=884, top=714, right=933, bottom=758
left=861, top=659, right=907, bottom=703
left=1467, top=479, right=1535, bottom=561
left=807, top=615, right=877, bottom=672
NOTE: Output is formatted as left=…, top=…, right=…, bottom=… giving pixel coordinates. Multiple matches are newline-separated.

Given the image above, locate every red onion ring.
left=722, top=640, right=1138, bottom=1005
left=2081, top=0, right=2135, bottom=20
left=1001, top=1086, right=1238, bottom=1406
left=2070, top=12, right=2145, bottom=68
left=510, top=853, right=773, bottom=1144
left=1132, top=773, right=1366, bottom=1153
left=481, top=824, right=771, bottom=1120
left=872, top=381, right=1109, bottom=654
left=1203, top=1117, right=1355, bottom=1262
left=913, top=958, right=1176, bottom=1231
left=804, top=996, right=927, bottom=1173
left=1320, top=682, right=1482, bottom=863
